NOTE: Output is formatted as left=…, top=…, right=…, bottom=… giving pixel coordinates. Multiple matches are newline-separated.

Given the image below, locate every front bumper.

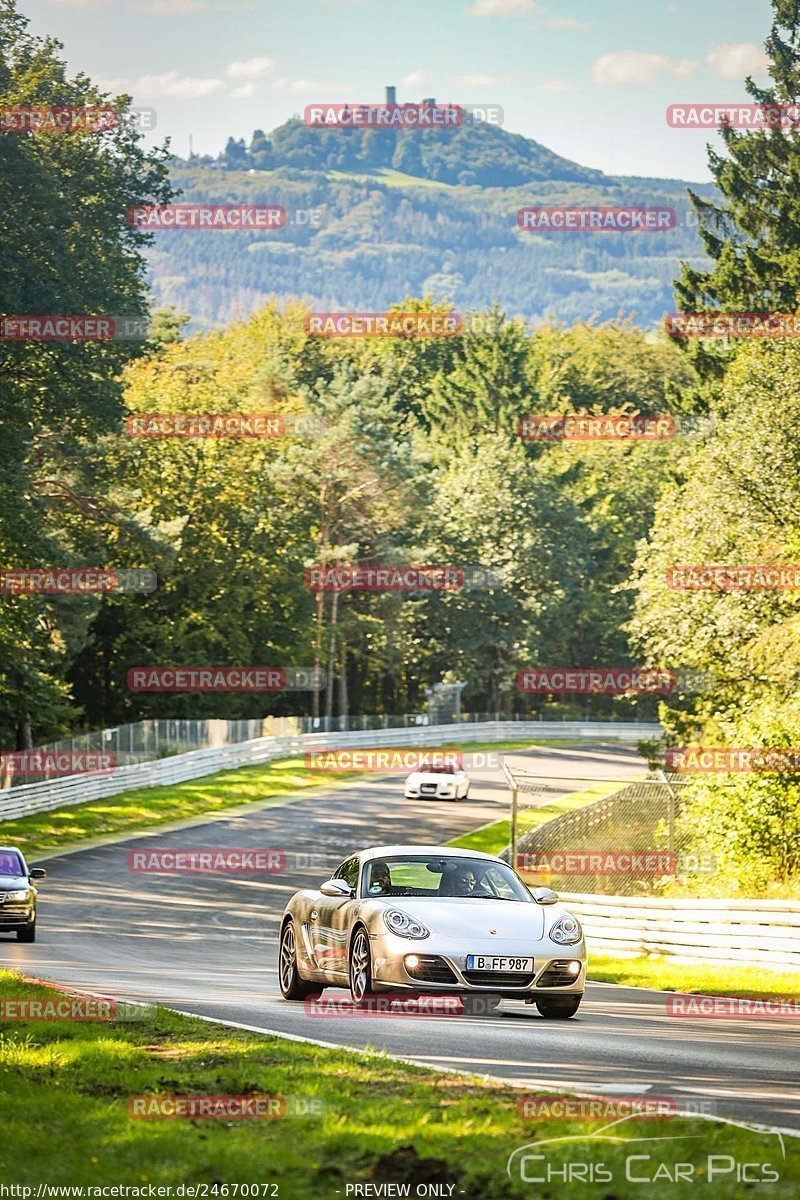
left=0, top=903, right=35, bottom=930
left=404, top=785, right=458, bottom=799
left=370, top=933, right=586, bottom=996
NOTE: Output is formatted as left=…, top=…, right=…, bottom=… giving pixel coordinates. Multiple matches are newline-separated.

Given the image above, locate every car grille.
left=420, top=784, right=438, bottom=795
left=405, top=955, right=458, bottom=985
left=462, top=971, right=535, bottom=988
left=537, top=960, right=581, bottom=987
left=0, top=904, right=29, bottom=918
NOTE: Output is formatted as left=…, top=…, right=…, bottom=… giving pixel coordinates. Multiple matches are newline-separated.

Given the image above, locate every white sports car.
left=404, top=762, right=469, bottom=800
left=278, top=844, right=587, bottom=1017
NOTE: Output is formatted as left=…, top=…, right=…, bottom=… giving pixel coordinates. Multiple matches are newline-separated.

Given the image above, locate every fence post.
left=657, top=768, right=678, bottom=855
left=510, top=783, right=519, bottom=872
left=501, top=757, right=519, bottom=871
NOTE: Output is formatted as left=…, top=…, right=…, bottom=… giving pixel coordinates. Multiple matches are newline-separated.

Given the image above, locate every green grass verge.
left=1, top=970, right=795, bottom=1196
left=0, top=756, right=362, bottom=861
left=587, top=954, right=800, bottom=998
left=1, top=739, right=554, bottom=862
left=447, top=779, right=626, bottom=855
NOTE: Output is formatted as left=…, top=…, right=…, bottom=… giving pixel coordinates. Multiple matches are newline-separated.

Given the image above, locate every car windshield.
left=0, top=851, right=24, bottom=876
left=418, top=763, right=457, bottom=774
left=364, top=855, right=532, bottom=902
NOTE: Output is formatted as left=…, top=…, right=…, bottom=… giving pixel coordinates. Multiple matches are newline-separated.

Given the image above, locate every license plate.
left=466, top=955, right=533, bottom=972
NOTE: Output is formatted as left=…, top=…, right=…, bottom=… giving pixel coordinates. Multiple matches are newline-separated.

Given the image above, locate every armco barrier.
left=0, top=719, right=659, bottom=821
left=564, top=892, right=800, bottom=970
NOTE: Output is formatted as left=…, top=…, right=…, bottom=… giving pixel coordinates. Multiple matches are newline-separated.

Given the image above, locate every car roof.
left=359, top=845, right=502, bottom=863
left=0, top=847, right=24, bottom=855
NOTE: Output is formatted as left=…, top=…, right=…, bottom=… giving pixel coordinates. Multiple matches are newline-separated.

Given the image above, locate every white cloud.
left=673, top=59, right=699, bottom=78
left=591, top=51, right=699, bottom=86
left=230, top=82, right=259, bottom=99
left=451, top=72, right=511, bottom=88
left=706, top=42, right=770, bottom=79
left=535, top=78, right=574, bottom=92
left=401, top=70, right=432, bottom=89
left=110, top=71, right=225, bottom=99
left=466, top=0, right=537, bottom=15
left=543, top=16, right=588, bottom=30
left=225, top=56, right=275, bottom=81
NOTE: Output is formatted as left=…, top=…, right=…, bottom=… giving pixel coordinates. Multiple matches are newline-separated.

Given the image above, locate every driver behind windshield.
left=440, top=865, right=487, bottom=897
left=368, top=861, right=394, bottom=895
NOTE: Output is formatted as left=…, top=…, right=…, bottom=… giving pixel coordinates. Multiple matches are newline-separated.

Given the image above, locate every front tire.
left=349, top=927, right=376, bottom=1003
left=279, top=920, right=320, bottom=1000
left=535, top=995, right=581, bottom=1019
left=17, top=920, right=36, bottom=943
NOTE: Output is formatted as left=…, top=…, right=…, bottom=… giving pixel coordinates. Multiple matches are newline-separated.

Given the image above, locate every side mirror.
left=29, top=868, right=47, bottom=879
left=532, top=886, right=559, bottom=905
left=319, top=879, right=353, bottom=898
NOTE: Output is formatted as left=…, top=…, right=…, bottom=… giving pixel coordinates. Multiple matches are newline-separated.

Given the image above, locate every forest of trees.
left=3, top=0, right=800, bottom=888
left=149, top=160, right=711, bottom=332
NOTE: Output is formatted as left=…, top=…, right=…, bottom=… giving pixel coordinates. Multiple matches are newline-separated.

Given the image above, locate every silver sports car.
left=278, top=844, right=587, bottom=1017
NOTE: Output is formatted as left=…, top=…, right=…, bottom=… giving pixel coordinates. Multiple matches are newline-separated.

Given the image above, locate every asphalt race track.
left=3, top=743, right=799, bottom=1133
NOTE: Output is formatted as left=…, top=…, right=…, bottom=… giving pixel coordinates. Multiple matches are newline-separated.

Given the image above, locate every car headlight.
left=383, top=909, right=430, bottom=939
left=5, top=890, right=30, bottom=901
left=550, top=915, right=582, bottom=945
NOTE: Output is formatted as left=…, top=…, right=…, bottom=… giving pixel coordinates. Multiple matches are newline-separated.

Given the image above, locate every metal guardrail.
left=0, top=719, right=660, bottom=821
left=2, top=711, right=659, bottom=782
left=563, top=892, right=800, bottom=970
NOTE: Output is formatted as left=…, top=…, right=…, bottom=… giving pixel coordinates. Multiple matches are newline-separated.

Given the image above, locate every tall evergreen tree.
left=675, top=0, right=800, bottom=376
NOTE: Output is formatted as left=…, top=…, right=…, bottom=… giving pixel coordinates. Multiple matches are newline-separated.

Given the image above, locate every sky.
left=24, top=0, right=777, bottom=181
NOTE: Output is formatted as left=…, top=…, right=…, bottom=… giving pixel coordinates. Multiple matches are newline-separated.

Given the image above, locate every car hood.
left=379, top=898, right=546, bottom=939
left=0, top=875, right=29, bottom=889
